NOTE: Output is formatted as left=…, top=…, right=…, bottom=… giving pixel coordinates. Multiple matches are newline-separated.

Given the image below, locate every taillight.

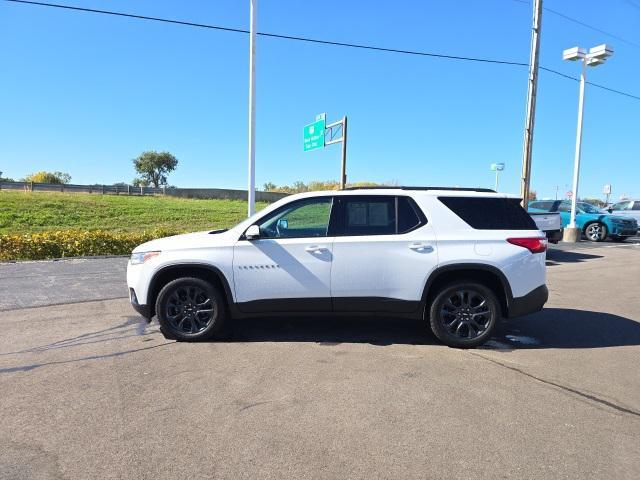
left=507, top=237, right=547, bottom=253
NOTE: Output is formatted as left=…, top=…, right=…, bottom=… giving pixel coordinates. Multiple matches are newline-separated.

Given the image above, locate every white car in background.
left=127, top=187, right=548, bottom=348
left=606, top=200, right=640, bottom=229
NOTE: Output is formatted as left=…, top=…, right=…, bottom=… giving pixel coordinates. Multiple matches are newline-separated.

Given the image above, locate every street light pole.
left=247, top=0, right=257, bottom=217
left=490, top=163, right=505, bottom=193
left=568, top=60, right=586, bottom=230
left=561, top=43, right=613, bottom=241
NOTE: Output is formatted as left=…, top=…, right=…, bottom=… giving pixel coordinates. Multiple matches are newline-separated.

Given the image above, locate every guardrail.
left=0, top=181, right=288, bottom=202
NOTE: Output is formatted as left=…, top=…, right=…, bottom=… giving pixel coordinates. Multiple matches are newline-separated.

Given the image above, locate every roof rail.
left=341, top=186, right=496, bottom=193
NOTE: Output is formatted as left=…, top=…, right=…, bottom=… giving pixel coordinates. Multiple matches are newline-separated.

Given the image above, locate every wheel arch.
left=422, top=264, right=513, bottom=317
left=147, top=264, right=237, bottom=319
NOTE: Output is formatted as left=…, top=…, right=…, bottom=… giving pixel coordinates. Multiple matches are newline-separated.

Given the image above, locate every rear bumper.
left=508, top=285, right=548, bottom=318
left=544, top=229, right=563, bottom=244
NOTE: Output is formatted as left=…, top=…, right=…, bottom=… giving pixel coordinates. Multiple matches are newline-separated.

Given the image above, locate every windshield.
left=577, top=202, right=601, bottom=214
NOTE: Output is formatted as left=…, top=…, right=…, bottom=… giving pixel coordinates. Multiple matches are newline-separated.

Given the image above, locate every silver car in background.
left=607, top=200, right=640, bottom=229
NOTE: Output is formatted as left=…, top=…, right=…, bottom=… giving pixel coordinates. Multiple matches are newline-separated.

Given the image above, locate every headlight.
left=130, top=251, right=161, bottom=265
left=611, top=219, right=625, bottom=224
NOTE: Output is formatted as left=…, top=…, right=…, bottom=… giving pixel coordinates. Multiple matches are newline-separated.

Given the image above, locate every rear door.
left=330, top=195, right=437, bottom=313
left=233, top=196, right=335, bottom=312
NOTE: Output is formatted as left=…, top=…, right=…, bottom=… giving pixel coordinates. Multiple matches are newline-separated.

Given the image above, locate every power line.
left=4, top=0, right=640, bottom=102
left=623, top=0, right=640, bottom=12
left=2, top=0, right=527, bottom=66
left=512, top=0, right=640, bottom=49
left=540, top=67, right=640, bottom=101
left=539, top=66, right=579, bottom=82
left=544, top=5, right=640, bottom=50
left=586, top=81, right=640, bottom=101
left=4, top=0, right=251, bottom=34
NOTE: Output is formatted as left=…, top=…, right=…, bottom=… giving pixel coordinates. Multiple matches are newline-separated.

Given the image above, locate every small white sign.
left=603, top=184, right=611, bottom=195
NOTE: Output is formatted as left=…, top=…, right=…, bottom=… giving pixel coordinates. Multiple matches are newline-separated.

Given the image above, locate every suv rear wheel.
left=429, top=281, right=499, bottom=348
left=155, top=277, right=228, bottom=341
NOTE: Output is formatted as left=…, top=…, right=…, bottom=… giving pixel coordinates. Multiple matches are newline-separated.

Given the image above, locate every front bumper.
left=129, top=288, right=151, bottom=320
left=610, top=225, right=637, bottom=237
left=508, top=285, right=548, bottom=318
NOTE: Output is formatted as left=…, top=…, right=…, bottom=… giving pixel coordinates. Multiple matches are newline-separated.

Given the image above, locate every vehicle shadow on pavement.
left=230, top=316, right=436, bottom=346
left=490, top=308, right=640, bottom=350
left=228, top=308, right=640, bottom=350
left=545, top=249, right=603, bottom=266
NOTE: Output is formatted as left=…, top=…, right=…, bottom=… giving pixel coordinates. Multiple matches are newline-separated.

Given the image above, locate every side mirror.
left=245, top=224, right=260, bottom=240
left=607, top=208, right=613, bottom=213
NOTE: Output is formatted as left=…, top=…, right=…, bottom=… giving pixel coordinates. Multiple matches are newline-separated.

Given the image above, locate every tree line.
left=0, top=151, right=179, bottom=187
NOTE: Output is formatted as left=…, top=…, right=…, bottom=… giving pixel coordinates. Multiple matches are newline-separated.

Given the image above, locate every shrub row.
left=0, top=229, right=182, bottom=261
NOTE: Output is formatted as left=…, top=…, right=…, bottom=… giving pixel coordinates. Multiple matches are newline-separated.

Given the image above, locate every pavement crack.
left=469, top=351, right=640, bottom=419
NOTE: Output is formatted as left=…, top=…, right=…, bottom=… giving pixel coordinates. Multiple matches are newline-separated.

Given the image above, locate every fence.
left=0, top=181, right=288, bottom=203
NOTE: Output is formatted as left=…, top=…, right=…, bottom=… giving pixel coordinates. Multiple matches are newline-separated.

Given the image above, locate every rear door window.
left=438, top=196, right=537, bottom=230
left=344, top=197, right=396, bottom=236
left=397, top=196, right=423, bottom=233
left=335, top=196, right=426, bottom=236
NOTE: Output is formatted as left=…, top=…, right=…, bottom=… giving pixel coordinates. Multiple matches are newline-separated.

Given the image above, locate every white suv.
left=127, top=187, right=548, bottom=348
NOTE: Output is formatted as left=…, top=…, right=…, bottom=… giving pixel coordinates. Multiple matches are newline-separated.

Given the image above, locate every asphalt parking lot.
left=1, top=241, right=639, bottom=479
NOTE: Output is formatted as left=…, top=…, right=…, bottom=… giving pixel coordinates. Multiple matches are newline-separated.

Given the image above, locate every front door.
left=233, top=196, right=335, bottom=312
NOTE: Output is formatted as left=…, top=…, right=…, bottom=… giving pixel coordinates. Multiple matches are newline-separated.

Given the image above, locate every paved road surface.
left=0, top=256, right=128, bottom=311
left=1, top=245, right=639, bottom=479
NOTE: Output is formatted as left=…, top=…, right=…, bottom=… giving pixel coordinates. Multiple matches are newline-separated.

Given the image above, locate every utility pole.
left=340, top=116, right=348, bottom=189
left=247, top=0, right=257, bottom=217
left=520, top=0, right=543, bottom=210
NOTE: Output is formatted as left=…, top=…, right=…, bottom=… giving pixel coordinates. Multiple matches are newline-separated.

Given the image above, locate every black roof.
left=342, top=186, right=496, bottom=193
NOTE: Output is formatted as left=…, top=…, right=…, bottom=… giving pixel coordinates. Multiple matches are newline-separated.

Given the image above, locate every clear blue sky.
left=1, top=0, right=638, bottom=200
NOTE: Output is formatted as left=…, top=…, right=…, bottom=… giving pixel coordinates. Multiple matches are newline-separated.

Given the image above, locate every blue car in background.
left=529, top=200, right=638, bottom=242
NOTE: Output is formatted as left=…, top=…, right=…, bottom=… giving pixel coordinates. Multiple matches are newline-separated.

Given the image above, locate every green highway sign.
left=303, top=118, right=326, bottom=152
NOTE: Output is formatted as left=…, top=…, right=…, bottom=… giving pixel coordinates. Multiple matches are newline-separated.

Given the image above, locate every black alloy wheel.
left=156, top=277, right=227, bottom=341
left=429, top=281, right=499, bottom=348
left=166, top=284, right=214, bottom=334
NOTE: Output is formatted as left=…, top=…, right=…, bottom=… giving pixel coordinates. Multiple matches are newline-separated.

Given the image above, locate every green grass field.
left=0, top=190, right=268, bottom=234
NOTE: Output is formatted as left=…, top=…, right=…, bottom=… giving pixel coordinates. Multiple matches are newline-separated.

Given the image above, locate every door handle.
left=305, top=245, right=327, bottom=253
left=409, top=242, right=433, bottom=252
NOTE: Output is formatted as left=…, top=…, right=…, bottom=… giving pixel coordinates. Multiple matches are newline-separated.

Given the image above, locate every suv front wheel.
left=429, top=281, right=499, bottom=348
left=155, top=277, right=228, bottom=341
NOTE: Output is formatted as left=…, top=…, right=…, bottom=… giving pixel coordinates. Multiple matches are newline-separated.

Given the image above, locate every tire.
left=428, top=281, right=500, bottom=348
left=584, top=222, right=607, bottom=242
left=155, top=277, right=228, bottom=342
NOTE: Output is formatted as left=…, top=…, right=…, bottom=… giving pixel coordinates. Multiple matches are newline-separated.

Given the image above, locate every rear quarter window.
left=439, top=197, right=537, bottom=230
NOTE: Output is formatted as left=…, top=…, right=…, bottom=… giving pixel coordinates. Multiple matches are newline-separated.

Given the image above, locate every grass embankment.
left=0, top=191, right=268, bottom=260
